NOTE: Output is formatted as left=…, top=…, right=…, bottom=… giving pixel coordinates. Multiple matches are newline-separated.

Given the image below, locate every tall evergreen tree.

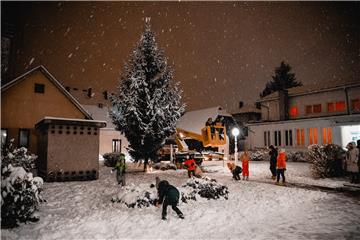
left=260, top=61, right=302, bottom=98
left=110, top=18, right=185, bottom=171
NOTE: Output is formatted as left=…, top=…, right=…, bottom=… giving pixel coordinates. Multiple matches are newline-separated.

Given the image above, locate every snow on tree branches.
left=110, top=19, right=185, bottom=171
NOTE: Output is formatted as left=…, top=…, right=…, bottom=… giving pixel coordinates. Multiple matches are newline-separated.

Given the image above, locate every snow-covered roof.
left=82, top=104, right=116, bottom=129
left=259, top=82, right=360, bottom=102
left=177, top=106, right=232, bottom=134
left=1, top=65, right=93, bottom=119
left=35, top=116, right=106, bottom=129
left=233, top=104, right=261, bottom=114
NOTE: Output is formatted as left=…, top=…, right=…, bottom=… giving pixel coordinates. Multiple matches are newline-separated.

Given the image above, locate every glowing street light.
left=232, top=128, right=240, bottom=165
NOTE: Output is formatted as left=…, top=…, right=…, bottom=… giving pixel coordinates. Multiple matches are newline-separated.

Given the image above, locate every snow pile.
left=112, top=184, right=158, bottom=208
left=153, top=162, right=177, bottom=171
left=112, top=177, right=228, bottom=208
left=308, top=144, right=344, bottom=178
left=1, top=164, right=44, bottom=228
left=181, top=177, right=229, bottom=202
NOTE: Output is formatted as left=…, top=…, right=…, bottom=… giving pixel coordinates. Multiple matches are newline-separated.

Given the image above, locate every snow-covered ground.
left=2, top=161, right=360, bottom=240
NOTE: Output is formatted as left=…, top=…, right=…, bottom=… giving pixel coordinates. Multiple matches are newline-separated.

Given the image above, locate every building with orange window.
left=246, top=82, right=360, bottom=150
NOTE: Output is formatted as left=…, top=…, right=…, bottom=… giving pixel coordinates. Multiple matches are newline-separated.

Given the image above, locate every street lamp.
left=232, top=128, right=240, bottom=166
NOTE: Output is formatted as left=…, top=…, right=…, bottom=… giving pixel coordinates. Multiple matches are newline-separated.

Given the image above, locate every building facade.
left=246, top=83, right=360, bottom=150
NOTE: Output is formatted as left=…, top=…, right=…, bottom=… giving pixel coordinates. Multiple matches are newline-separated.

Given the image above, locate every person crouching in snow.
left=156, top=179, right=184, bottom=220
left=114, top=153, right=126, bottom=186
left=184, top=155, right=196, bottom=178
left=240, top=151, right=250, bottom=180
left=227, top=162, right=242, bottom=180
left=276, top=149, right=287, bottom=185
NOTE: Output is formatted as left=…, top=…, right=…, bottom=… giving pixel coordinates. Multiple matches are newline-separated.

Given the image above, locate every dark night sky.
left=2, top=1, right=360, bottom=113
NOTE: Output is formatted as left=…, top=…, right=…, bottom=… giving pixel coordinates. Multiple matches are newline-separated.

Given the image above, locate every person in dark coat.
left=156, top=179, right=184, bottom=220
left=269, top=145, right=277, bottom=180
left=227, top=162, right=242, bottom=180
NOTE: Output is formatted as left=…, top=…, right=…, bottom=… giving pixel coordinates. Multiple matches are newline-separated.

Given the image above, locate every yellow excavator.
left=175, top=124, right=227, bottom=156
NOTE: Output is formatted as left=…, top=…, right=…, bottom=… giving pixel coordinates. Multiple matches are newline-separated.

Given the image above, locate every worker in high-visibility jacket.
left=276, top=148, right=287, bottom=185
left=184, top=155, right=196, bottom=178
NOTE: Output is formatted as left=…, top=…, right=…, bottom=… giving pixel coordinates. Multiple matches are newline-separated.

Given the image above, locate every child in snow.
left=269, top=145, right=277, bottom=180
left=227, top=162, right=242, bottom=180
left=276, top=148, right=287, bottom=185
left=184, top=155, right=196, bottom=178
left=156, top=178, right=184, bottom=220
left=240, top=151, right=250, bottom=180
left=114, top=153, right=126, bottom=186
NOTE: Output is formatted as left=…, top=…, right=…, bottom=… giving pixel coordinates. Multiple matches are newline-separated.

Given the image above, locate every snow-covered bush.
left=103, top=152, right=122, bottom=167
left=308, top=144, right=344, bottom=178
left=247, top=149, right=269, bottom=161
left=1, top=140, right=37, bottom=172
left=112, top=177, right=229, bottom=208
left=287, top=151, right=308, bottom=162
left=1, top=164, right=44, bottom=228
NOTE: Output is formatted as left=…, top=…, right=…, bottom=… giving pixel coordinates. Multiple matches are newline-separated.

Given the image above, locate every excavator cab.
left=201, top=124, right=226, bottom=147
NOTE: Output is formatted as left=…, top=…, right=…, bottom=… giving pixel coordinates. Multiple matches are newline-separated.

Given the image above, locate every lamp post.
left=232, top=128, right=240, bottom=166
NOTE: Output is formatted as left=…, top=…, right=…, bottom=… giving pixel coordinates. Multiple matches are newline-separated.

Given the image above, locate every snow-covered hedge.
left=247, top=149, right=269, bottom=161
left=103, top=152, right=122, bottom=167
left=1, top=164, right=44, bottom=228
left=287, top=151, right=308, bottom=162
left=153, top=162, right=177, bottom=171
left=308, top=144, right=344, bottom=178
left=112, top=177, right=229, bottom=208
left=1, top=140, right=37, bottom=172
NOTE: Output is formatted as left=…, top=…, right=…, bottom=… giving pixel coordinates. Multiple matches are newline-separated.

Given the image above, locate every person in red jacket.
left=184, top=155, right=196, bottom=178
left=276, top=148, right=287, bottom=185
left=240, top=151, right=250, bottom=180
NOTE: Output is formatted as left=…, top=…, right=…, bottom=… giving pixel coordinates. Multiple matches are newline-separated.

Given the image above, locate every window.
left=285, top=130, right=293, bottom=146
left=296, top=129, right=305, bottom=146
left=327, top=103, right=335, bottom=113
left=19, top=129, right=30, bottom=148
left=264, top=131, right=271, bottom=147
left=1, top=129, right=8, bottom=147
left=289, top=106, right=298, bottom=118
left=274, top=130, right=281, bottom=146
left=335, top=101, right=345, bottom=111
left=309, top=128, right=318, bottom=145
left=351, top=99, right=360, bottom=111
left=313, top=104, right=322, bottom=113
left=322, top=128, right=332, bottom=144
left=34, top=83, right=45, bottom=93
left=112, top=139, right=121, bottom=152
left=305, top=105, right=312, bottom=114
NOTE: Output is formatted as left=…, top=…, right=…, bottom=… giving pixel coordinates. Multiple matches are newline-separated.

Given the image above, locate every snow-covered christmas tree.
left=110, top=18, right=185, bottom=171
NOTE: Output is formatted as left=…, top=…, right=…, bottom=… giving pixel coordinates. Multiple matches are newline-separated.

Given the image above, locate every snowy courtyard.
left=2, top=160, right=360, bottom=240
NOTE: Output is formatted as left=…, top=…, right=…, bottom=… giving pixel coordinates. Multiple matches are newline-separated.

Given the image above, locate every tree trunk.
left=143, top=157, right=148, bottom=172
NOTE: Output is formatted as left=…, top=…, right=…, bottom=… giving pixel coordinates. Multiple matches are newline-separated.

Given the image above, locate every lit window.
left=1, top=129, right=8, bottom=147
left=309, top=128, right=318, bottom=145
left=19, top=129, right=30, bottom=148
left=335, top=101, right=345, bottom=111
left=296, top=129, right=305, bottom=146
left=112, top=139, right=121, bottom=152
left=351, top=99, right=360, bottom=111
left=289, top=106, right=298, bottom=118
left=313, top=104, right=322, bottom=113
left=327, top=103, right=335, bottom=112
left=34, top=83, right=45, bottom=93
left=322, top=127, right=332, bottom=144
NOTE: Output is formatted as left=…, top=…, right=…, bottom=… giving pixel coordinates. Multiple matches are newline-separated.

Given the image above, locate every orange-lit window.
left=335, top=101, right=345, bottom=111
left=351, top=99, right=360, bottom=111
left=322, top=128, right=332, bottom=144
left=296, top=128, right=305, bottom=146
left=305, top=105, right=312, bottom=114
left=309, top=128, right=318, bottom=145
left=313, top=104, right=322, bottom=113
left=289, top=106, right=298, bottom=118
left=327, top=128, right=332, bottom=144
left=327, top=103, right=335, bottom=112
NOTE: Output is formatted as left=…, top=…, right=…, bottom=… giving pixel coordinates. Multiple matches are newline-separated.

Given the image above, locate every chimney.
left=278, top=89, right=289, bottom=120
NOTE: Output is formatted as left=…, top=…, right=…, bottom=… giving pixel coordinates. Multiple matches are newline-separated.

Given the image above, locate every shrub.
left=287, top=151, right=308, bottom=162
left=247, top=149, right=269, bottom=161
left=103, top=152, right=122, bottom=167
left=308, top=144, right=345, bottom=178
left=1, top=140, right=37, bottom=172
